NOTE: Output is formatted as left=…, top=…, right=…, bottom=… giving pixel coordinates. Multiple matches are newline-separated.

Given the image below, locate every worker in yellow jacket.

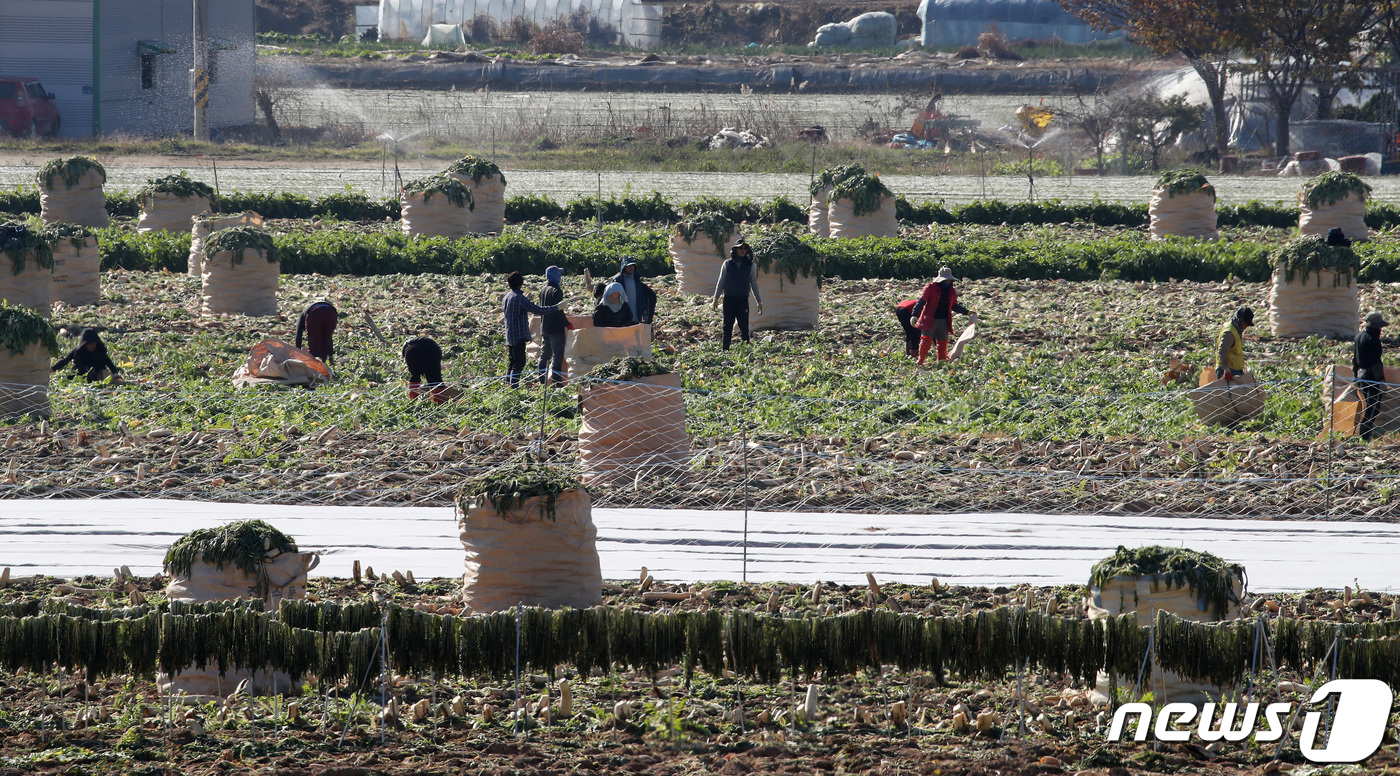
left=1215, top=307, right=1254, bottom=381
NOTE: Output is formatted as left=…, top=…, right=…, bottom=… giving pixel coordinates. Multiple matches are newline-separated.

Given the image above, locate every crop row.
left=6, top=187, right=1400, bottom=230
left=95, top=225, right=1400, bottom=283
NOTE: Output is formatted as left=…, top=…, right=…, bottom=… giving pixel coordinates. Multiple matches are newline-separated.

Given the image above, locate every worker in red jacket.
left=895, top=299, right=922, bottom=358
left=914, top=266, right=973, bottom=366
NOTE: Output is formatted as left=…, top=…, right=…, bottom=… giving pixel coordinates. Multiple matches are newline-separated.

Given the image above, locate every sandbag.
left=189, top=212, right=263, bottom=279
left=566, top=324, right=651, bottom=376
left=1299, top=192, right=1369, bottom=241
left=1321, top=365, right=1400, bottom=437
left=525, top=314, right=593, bottom=364
left=0, top=254, right=53, bottom=316
left=1088, top=573, right=1242, bottom=704
left=401, top=189, right=469, bottom=239
left=751, top=270, right=819, bottom=332
left=39, top=167, right=108, bottom=228
left=1148, top=188, right=1218, bottom=240
left=670, top=229, right=735, bottom=296
left=579, top=372, right=690, bottom=486
left=232, top=338, right=332, bottom=387
left=446, top=172, right=506, bottom=234
left=51, top=236, right=100, bottom=307
left=0, top=343, right=50, bottom=420
left=827, top=195, right=897, bottom=239
left=1268, top=268, right=1358, bottom=339
left=808, top=187, right=831, bottom=238
left=1188, top=370, right=1265, bottom=427
left=159, top=550, right=318, bottom=696
left=139, top=192, right=213, bottom=234
left=201, top=247, right=279, bottom=317
left=947, top=319, right=977, bottom=361
left=459, top=488, right=602, bottom=613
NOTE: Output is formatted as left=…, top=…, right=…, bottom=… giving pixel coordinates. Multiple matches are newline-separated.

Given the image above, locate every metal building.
left=0, top=0, right=255, bottom=138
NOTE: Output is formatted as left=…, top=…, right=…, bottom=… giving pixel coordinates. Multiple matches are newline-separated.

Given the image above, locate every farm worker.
left=593, top=282, right=634, bottom=328
left=610, top=257, right=657, bottom=325
left=538, top=266, right=569, bottom=386
left=502, top=270, right=559, bottom=388
left=1327, top=227, right=1352, bottom=248
left=51, top=328, right=120, bottom=383
left=1353, top=311, right=1389, bottom=441
left=914, top=266, right=972, bottom=365
left=712, top=241, right=763, bottom=351
left=294, top=301, right=338, bottom=364
left=894, top=299, right=923, bottom=358
left=1214, top=306, right=1254, bottom=381
left=402, top=336, right=447, bottom=404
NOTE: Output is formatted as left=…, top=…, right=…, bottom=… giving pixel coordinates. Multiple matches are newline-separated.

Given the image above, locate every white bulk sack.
left=579, top=372, right=690, bottom=486
left=566, top=324, right=651, bottom=376
left=1148, top=188, right=1218, bottom=240
left=751, top=270, right=819, bottom=332
left=0, top=342, right=50, bottom=420
left=1088, top=572, right=1243, bottom=704
left=459, top=488, right=602, bottom=613
left=139, top=192, right=213, bottom=234
left=202, top=246, right=279, bottom=317
left=526, top=314, right=593, bottom=364
left=401, top=189, right=470, bottom=239
left=159, top=550, right=318, bottom=696
left=669, top=228, right=735, bottom=296
left=39, top=167, right=108, bottom=228
left=827, top=194, right=897, bottom=238
left=1268, top=268, right=1358, bottom=339
left=51, top=236, right=100, bottom=307
left=189, top=212, right=263, bottom=278
left=445, top=172, right=506, bottom=234
left=0, top=252, right=53, bottom=316
left=809, top=187, right=832, bottom=238
left=1299, top=192, right=1369, bottom=241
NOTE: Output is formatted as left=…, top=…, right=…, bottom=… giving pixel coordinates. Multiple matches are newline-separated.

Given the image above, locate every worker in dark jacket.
left=52, top=328, right=120, bottom=383
left=593, top=282, right=633, bottom=328
left=712, top=241, right=763, bottom=350
left=294, top=301, right=338, bottom=364
left=403, top=336, right=448, bottom=404
left=1354, top=311, right=1389, bottom=441
left=502, top=270, right=559, bottom=388
left=914, top=266, right=972, bottom=365
left=538, top=266, right=568, bottom=386
left=895, top=299, right=923, bottom=358
left=1215, top=306, right=1254, bottom=381
left=610, top=258, right=656, bottom=325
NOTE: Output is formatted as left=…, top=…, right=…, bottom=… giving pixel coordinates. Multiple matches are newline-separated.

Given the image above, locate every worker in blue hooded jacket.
left=609, top=257, right=656, bottom=325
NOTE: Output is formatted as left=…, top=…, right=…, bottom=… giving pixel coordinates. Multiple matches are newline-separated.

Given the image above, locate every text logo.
left=1106, top=680, right=1392, bottom=764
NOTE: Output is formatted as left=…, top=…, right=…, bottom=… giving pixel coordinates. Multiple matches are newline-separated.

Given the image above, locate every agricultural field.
left=0, top=571, right=1395, bottom=776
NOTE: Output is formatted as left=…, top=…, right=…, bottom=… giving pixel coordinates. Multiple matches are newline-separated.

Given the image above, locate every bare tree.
left=1121, top=95, right=1206, bottom=171
left=1059, top=89, right=1133, bottom=174
left=252, top=60, right=299, bottom=141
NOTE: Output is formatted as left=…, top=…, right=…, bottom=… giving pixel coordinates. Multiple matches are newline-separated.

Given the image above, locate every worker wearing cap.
left=1215, top=307, right=1254, bottom=381
left=1354, top=311, right=1389, bottom=441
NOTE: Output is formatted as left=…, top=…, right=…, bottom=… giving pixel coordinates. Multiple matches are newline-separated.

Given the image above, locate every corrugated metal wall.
left=0, top=0, right=94, bottom=138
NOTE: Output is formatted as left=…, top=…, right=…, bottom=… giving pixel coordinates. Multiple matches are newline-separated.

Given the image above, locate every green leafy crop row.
left=90, top=224, right=1400, bottom=284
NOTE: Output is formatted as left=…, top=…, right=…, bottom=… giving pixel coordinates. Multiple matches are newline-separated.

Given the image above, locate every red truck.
left=0, top=77, right=60, bottom=137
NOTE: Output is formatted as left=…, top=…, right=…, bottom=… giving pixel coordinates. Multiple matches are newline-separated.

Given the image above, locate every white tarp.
left=379, top=0, right=661, bottom=48
left=8, top=499, right=1400, bottom=591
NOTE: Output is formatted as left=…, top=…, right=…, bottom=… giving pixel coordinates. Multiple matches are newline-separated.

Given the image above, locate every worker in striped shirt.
left=502, top=270, right=559, bottom=387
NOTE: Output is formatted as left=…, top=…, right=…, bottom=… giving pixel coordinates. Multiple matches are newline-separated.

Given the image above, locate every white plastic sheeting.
left=378, top=0, right=662, bottom=48
left=3, top=499, right=1399, bottom=591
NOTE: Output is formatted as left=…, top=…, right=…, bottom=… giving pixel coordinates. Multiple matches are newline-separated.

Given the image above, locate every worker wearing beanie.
left=1215, top=306, right=1254, bottom=381
left=1354, top=310, right=1389, bottom=441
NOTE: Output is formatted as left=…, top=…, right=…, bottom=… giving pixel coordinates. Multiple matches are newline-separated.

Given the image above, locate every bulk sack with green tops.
left=37, top=156, right=108, bottom=228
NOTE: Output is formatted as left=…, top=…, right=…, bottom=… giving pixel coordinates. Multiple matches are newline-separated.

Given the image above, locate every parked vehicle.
left=0, top=78, right=60, bottom=137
